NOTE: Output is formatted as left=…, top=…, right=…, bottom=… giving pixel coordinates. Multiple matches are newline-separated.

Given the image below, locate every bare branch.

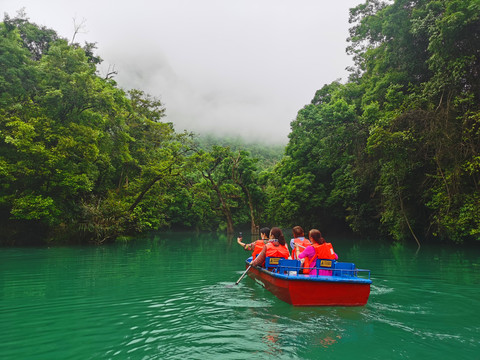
left=105, top=64, right=118, bottom=80
left=71, top=17, right=87, bottom=45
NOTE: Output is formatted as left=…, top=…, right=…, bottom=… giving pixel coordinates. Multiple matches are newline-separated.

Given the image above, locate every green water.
left=1, top=232, right=479, bottom=359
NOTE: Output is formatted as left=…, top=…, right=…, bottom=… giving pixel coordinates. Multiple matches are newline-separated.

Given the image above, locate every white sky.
left=3, top=0, right=361, bottom=144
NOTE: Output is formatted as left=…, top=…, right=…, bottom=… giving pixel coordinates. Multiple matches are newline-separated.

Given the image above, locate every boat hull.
left=247, top=264, right=371, bottom=306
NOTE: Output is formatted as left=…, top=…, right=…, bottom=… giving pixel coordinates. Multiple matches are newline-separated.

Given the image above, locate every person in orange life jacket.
left=295, top=229, right=338, bottom=276
left=236, top=227, right=270, bottom=260
left=250, top=227, right=290, bottom=267
left=289, top=226, right=311, bottom=260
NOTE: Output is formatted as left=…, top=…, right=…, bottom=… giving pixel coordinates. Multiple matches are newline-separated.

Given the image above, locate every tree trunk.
left=216, top=186, right=234, bottom=234
left=242, top=185, right=257, bottom=233
left=206, top=174, right=234, bottom=234
left=396, top=178, right=420, bottom=248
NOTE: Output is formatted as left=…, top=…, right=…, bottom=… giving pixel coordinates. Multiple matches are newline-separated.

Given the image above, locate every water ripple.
left=2, top=239, right=480, bottom=359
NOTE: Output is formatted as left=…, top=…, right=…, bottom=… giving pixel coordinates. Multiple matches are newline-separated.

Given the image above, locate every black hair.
left=260, top=227, right=270, bottom=237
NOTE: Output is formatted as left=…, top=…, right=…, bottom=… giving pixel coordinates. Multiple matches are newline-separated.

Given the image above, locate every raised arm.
left=237, top=237, right=253, bottom=251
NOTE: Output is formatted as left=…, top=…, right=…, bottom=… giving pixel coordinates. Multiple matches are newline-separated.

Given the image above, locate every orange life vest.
left=265, top=241, right=290, bottom=259
left=252, top=240, right=266, bottom=260
left=291, top=237, right=312, bottom=259
left=303, top=242, right=336, bottom=271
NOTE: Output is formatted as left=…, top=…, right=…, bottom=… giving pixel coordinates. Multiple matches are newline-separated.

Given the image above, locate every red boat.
left=244, top=256, right=371, bottom=306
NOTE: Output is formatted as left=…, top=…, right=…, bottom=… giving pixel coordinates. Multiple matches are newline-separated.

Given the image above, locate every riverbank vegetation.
left=272, top=0, right=480, bottom=244
left=1, top=0, right=479, bottom=245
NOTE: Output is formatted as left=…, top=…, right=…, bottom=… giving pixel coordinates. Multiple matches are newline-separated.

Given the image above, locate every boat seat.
left=315, top=259, right=336, bottom=269
left=278, top=259, right=301, bottom=275
left=265, top=257, right=281, bottom=272
left=332, top=262, right=356, bottom=277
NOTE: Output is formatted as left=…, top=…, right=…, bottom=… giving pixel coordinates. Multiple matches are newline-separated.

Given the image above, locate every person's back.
left=296, top=229, right=338, bottom=276
left=290, top=226, right=311, bottom=259
left=250, top=227, right=289, bottom=268
left=251, top=239, right=266, bottom=260
left=312, top=242, right=336, bottom=260
left=265, top=241, right=290, bottom=259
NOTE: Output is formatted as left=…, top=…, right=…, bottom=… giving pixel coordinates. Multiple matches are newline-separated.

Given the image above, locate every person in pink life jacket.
left=295, top=229, right=338, bottom=276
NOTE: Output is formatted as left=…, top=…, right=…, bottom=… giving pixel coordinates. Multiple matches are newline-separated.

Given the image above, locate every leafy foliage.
left=3, top=2, right=479, bottom=245
left=267, top=0, right=480, bottom=243
left=0, top=12, right=277, bottom=244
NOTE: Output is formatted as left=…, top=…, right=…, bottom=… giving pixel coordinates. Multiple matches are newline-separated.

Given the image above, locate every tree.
left=191, top=146, right=239, bottom=233
left=0, top=15, right=196, bottom=244
left=267, top=0, right=480, bottom=244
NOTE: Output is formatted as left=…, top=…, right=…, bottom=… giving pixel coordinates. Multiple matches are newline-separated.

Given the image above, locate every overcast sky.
left=3, top=0, right=361, bottom=144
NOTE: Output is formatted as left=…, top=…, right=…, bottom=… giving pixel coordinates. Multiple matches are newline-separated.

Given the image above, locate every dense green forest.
left=270, top=0, right=480, bottom=244
left=0, top=11, right=278, bottom=244
left=1, top=0, right=479, bottom=245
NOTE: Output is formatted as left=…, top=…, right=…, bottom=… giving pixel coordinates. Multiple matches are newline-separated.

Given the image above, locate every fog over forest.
left=3, top=0, right=361, bottom=143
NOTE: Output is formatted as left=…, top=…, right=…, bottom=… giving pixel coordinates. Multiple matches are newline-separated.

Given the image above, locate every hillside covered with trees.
left=1, top=0, right=479, bottom=245
left=267, top=0, right=480, bottom=244
left=0, top=12, right=277, bottom=244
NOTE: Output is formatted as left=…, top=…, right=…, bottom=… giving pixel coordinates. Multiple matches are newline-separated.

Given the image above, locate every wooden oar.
left=235, top=264, right=252, bottom=285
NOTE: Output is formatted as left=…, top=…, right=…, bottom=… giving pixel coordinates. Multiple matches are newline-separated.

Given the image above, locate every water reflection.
left=1, top=233, right=479, bottom=359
